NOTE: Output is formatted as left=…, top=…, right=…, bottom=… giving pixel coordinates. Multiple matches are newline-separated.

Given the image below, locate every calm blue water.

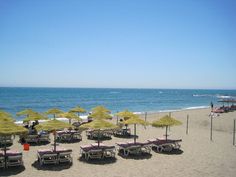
left=1, top=87, right=236, bottom=120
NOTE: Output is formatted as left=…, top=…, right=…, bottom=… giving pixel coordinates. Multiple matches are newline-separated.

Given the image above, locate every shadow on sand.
left=78, top=156, right=117, bottom=165
left=152, top=148, right=184, bottom=155
left=56, top=139, right=82, bottom=144
left=31, top=161, right=72, bottom=171
left=0, top=166, right=25, bottom=176
left=118, top=151, right=152, bottom=160
left=113, top=134, right=138, bottom=139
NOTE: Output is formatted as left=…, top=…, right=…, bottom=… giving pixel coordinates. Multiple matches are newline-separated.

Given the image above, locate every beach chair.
left=87, top=149, right=103, bottom=160
left=140, top=142, right=152, bottom=154
left=72, top=132, right=82, bottom=141
left=55, top=148, right=73, bottom=164
left=113, top=128, right=131, bottom=137
left=37, top=149, right=58, bottom=166
left=116, top=142, right=142, bottom=156
left=90, top=144, right=116, bottom=158
left=25, top=135, right=39, bottom=144
left=6, top=152, right=23, bottom=168
left=103, top=146, right=116, bottom=158
left=0, top=155, right=4, bottom=168
left=80, top=145, right=104, bottom=160
left=38, top=134, right=50, bottom=143
left=148, top=139, right=182, bottom=152
left=0, top=135, right=13, bottom=145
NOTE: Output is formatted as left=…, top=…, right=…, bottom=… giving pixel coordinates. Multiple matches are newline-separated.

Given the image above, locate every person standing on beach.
left=211, top=101, right=214, bottom=112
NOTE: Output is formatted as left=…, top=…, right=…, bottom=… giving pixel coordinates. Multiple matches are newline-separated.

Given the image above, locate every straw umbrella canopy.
left=16, top=109, right=38, bottom=118
left=45, top=108, right=64, bottom=119
left=0, top=119, right=27, bottom=168
left=80, top=119, right=118, bottom=147
left=89, top=106, right=112, bottom=120
left=58, top=112, right=82, bottom=124
left=35, top=119, right=73, bottom=151
left=116, top=110, right=136, bottom=121
left=123, top=115, right=148, bottom=143
left=0, top=110, right=14, bottom=122
left=152, top=115, right=182, bottom=140
left=23, top=112, right=48, bottom=123
left=69, top=106, right=86, bottom=116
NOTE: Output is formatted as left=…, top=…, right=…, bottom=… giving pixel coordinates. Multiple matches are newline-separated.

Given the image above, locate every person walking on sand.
left=210, top=101, right=214, bottom=112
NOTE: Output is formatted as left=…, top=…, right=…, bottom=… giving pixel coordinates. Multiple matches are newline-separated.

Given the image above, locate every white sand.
left=1, top=108, right=236, bottom=177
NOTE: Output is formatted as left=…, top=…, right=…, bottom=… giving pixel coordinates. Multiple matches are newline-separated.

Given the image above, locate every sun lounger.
left=37, top=147, right=73, bottom=166
left=116, top=141, right=151, bottom=156
left=37, top=149, right=57, bottom=166
left=113, top=128, right=131, bottom=137
left=86, top=129, right=112, bottom=139
left=148, top=138, right=182, bottom=152
left=80, top=143, right=116, bottom=160
left=56, top=148, right=73, bottom=164
left=5, top=150, right=23, bottom=168
left=0, top=154, right=4, bottom=168
left=0, top=136, right=13, bottom=145
left=38, top=134, right=50, bottom=143
left=90, top=143, right=116, bottom=158
left=72, top=132, right=82, bottom=141
left=25, top=134, right=39, bottom=144
left=80, top=145, right=103, bottom=160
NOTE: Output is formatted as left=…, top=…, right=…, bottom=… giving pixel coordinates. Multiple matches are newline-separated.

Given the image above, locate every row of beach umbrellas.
left=0, top=107, right=182, bottom=153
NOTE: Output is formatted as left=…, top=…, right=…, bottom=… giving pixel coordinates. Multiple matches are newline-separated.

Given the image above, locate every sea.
left=0, top=87, right=236, bottom=121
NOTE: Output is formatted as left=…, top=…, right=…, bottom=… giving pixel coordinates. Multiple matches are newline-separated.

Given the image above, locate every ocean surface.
left=0, top=87, right=236, bottom=121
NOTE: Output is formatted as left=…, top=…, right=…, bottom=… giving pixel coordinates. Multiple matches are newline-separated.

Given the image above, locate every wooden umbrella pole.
left=134, top=124, right=136, bottom=143
left=98, top=129, right=100, bottom=147
left=54, top=130, right=56, bottom=151
left=233, top=119, right=235, bottom=146
left=210, top=115, right=213, bottom=141
left=4, top=136, right=7, bottom=169
left=166, top=126, right=168, bottom=140
left=186, top=114, right=189, bottom=135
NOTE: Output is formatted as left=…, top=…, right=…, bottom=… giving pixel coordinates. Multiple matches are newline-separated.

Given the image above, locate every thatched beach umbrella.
left=35, top=119, right=73, bottom=151
left=45, top=108, right=64, bottom=119
left=80, top=119, right=118, bottom=147
left=123, top=115, right=148, bottom=143
left=0, top=119, right=27, bottom=168
left=89, top=106, right=112, bottom=120
left=16, top=109, right=37, bottom=118
left=116, top=110, right=136, bottom=121
left=58, top=112, right=82, bottom=124
left=0, top=110, right=14, bottom=122
left=116, top=110, right=139, bottom=130
left=23, top=112, right=48, bottom=123
left=69, top=105, right=86, bottom=116
left=152, top=115, right=182, bottom=140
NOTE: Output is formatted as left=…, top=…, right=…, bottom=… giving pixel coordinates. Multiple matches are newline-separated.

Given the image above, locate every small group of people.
left=23, top=120, right=39, bottom=134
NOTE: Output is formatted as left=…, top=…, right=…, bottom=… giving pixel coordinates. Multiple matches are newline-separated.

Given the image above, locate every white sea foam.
left=184, top=106, right=209, bottom=110
left=216, top=95, right=232, bottom=99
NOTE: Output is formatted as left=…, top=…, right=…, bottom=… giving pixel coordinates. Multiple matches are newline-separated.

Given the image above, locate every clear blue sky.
left=0, top=0, right=235, bottom=89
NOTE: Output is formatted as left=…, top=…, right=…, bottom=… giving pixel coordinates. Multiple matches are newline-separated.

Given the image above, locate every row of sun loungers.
left=20, top=134, right=50, bottom=144
left=37, top=147, right=73, bottom=166
left=0, top=138, right=182, bottom=169
left=0, top=150, right=23, bottom=168
left=213, top=105, right=236, bottom=113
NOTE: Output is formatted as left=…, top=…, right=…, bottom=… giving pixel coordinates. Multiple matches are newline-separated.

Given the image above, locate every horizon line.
left=0, top=86, right=235, bottom=90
